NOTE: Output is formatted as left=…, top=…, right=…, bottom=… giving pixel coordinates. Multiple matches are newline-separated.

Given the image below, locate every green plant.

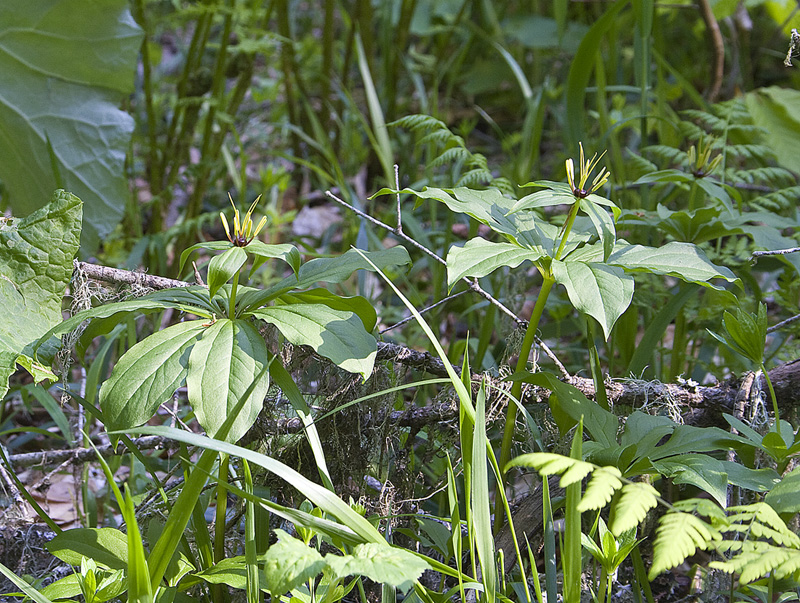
left=378, top=143, right=738, bottom=529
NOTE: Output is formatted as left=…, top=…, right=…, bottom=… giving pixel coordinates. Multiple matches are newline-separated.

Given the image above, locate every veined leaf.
left=325, top=543, right=429, bottom=594
left=652, top=454, right=728, bottom=507
left=278, top=289, right=377, bottom=332
left=607, top=242, right=738, bottom=288
left=207, top=247, right=247, bottom=298
left=251, top=304, right=376, bottom=379
left=0, top=191, right=81, bottom=397
left=46, top=527, right=128, bottom=570
left=0, top=1, right=141, bottom=251
left=187, top=319, right=270, bottom=443
left=551, top=260, right=634, bottom=339
left=263, top=529, right=325, bottom=598
left=99, top=321, right=206, bottom=432
left=446, top=238, right=545, bottom=290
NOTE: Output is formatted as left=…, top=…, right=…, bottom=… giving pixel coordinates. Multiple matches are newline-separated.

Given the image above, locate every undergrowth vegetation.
left=1, top=1, right=800, bottom=603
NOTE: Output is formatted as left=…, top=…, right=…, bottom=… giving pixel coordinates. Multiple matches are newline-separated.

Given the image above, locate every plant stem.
left=493, top=275, right=555, bottom=533
left=229, top=270, right=240, bottom=319
left=761, top=362, right=780, bottom=427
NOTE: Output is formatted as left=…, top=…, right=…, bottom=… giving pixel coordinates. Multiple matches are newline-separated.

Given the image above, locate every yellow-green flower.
left=687, top=136, right=722, bottom=178
left=221, top=193, right=267, bottom=247
left=566, top=142, right=610, bottom=198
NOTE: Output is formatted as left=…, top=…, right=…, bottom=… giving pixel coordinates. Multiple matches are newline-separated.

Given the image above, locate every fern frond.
left=681, top=109, right=726, bottom=133
left=673, top=497, right=729, bottom=525
left=649, top=512, right=721, bottom=579
left=388, top=114, right=447, bottom=133
left=727, top=503, right=800, bottom=547
left=430, top=147, right=472, bottom=168
left=577, top=467, right=623, bottom=512
left=456, top=169, right=494, bottom=189
left=625, top=153, right=659, bottom=179
left=417, top=129, right=462, bottom=148
left=643, top=145, right=686, bottom=166
left=609, top=482, right=659, bottom=535
left=724, top=144, right=776, bottom=163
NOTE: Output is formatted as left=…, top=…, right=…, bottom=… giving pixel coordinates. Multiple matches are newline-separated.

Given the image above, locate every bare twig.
left=75, top=261, right=190, bottom=290
left=752, top=247, right=800, bottom=257
left=380, top=290, right=469, bottom=333
left=697, top=0, right=725, bottom=101
left=325, top=190, right=526, bottom=328
left=8, top=436, right=178, bottom=469
left=767, top=312, right=800, bottom=334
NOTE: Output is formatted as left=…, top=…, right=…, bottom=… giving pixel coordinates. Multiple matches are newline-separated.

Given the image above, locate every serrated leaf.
left=551, top=260, right=634, bottom=339
left=325, top=543, right=429, bottom=594
left=46, top=528, right=128, bottom=570
left=649, top=512, right=719, bottom=579
left=609, top=482, right=659, bottom=536
left=445, top=238, right=545, bottom=290
left=187, top=319, right=270, bottom=443
left=251, top=304, right=376, bottom=379
left=0, top=2, right=142, bottom=251
left=99, top=321, right=205, bottom=432
left=608, top=242, right=738, bottom=288
left=263, top=529, right=325, bottom=597
left=0, top=191, right=82, bottom=397
left=577, top=467, right=623, bottom=512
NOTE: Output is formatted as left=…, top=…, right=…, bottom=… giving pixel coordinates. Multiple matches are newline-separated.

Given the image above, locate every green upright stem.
left=229, top=270, right=240, bottom=319
left=493, top=275, right=555, bottom=533
left=761, top=362, right=780, bottom=427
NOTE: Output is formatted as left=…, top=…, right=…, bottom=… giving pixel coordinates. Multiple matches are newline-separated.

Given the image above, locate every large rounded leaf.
left=99, top=321, right=205, bottom=432
left=187, top=319, right=270, bottom=443
left=551, top=260, right=634, bottom=340
left=0, top=191, right=82, bottom=397
left=251, top=305, right=376, bottom=379
left=0, top=1, right=142, bottom=251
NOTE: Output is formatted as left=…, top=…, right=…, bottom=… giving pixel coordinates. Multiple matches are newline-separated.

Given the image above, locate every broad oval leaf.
left=208, top=247, right=248, bottom=298
left=246, top=241, right=302, bottom=276
left=46, top=527, right=128, bottom=570
left=0, top=191, right=81, bottom=396
left=263, top=529, right=326, bottom=597
left=608, top=242, right=738, bottom=288
left=0, top=1, right=142, bottom=251
left=446, top=238, right=545, bottom=290
left=551, top=260, right=634, bottom=339
left=251, top=305, right=376, bottom=379
left=279, top=288, right=377, bottom=332
left=99, top=321, right=205, bottom=432
left=187, top=319, right=270, bottom=443
left=326, top=543, right=430, bottom=594
left=652, top=454, right=728, bottom=507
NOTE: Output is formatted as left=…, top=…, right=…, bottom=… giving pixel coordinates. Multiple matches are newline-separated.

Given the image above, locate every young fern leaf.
left=649, top=512, right=721, bottom=579
left=577, top=467, right=623, bottom=512
left=609, top=482, right=659, bottom=536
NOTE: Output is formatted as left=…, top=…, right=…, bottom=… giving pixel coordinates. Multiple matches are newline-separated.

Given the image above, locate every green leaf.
left=746, top=87, right=800, bottom=174
left=46, top=528, right=129, bottom=570
left=511, top=371, right=619, bottom=447
left=39, top=574, right=82, bottom=601
left=765, top=467, right=800, bottom=514
left=251, top=305, right=376, bottom=379
left=446, top=238, right=546, bottom=290
left=0, top=561, right=56, bottom=603
left=580, top=198, right=616, bottom=261
left=187, top=319, right=270, bottom=443
left=718, top=304, right=767, bottom=365
left=649, top=512, right=719, bottom=579
left=123, top=487, right=153, bottom=603
left=551, top=260, right=634, bottom=339
left=241, top=247, right=411, bottom=309
left=470, top=385, right=496, bottom=602
left=207, top=247, right=248, bottom=298
left=0, top=2, right=142, bottom=251
left=652, top=454, right=728, bottom=506
left=0, top=191, right=82, bottom=398
left=326, top=543, right=429, bottom=594
left=278, top=289, right=377, bottom=332
left=577, top=467, right=623, bottom=512
left=263, top=529, right=326, bottom=597
left=608, top=242, right=739, bottom=288
left=246, top=241, right=302, bottom=275
left=609, top=482, right=659, bottom=536
left=99, top=321, right=206, bottom=432
left=720, top=461, right=779, bottom=493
